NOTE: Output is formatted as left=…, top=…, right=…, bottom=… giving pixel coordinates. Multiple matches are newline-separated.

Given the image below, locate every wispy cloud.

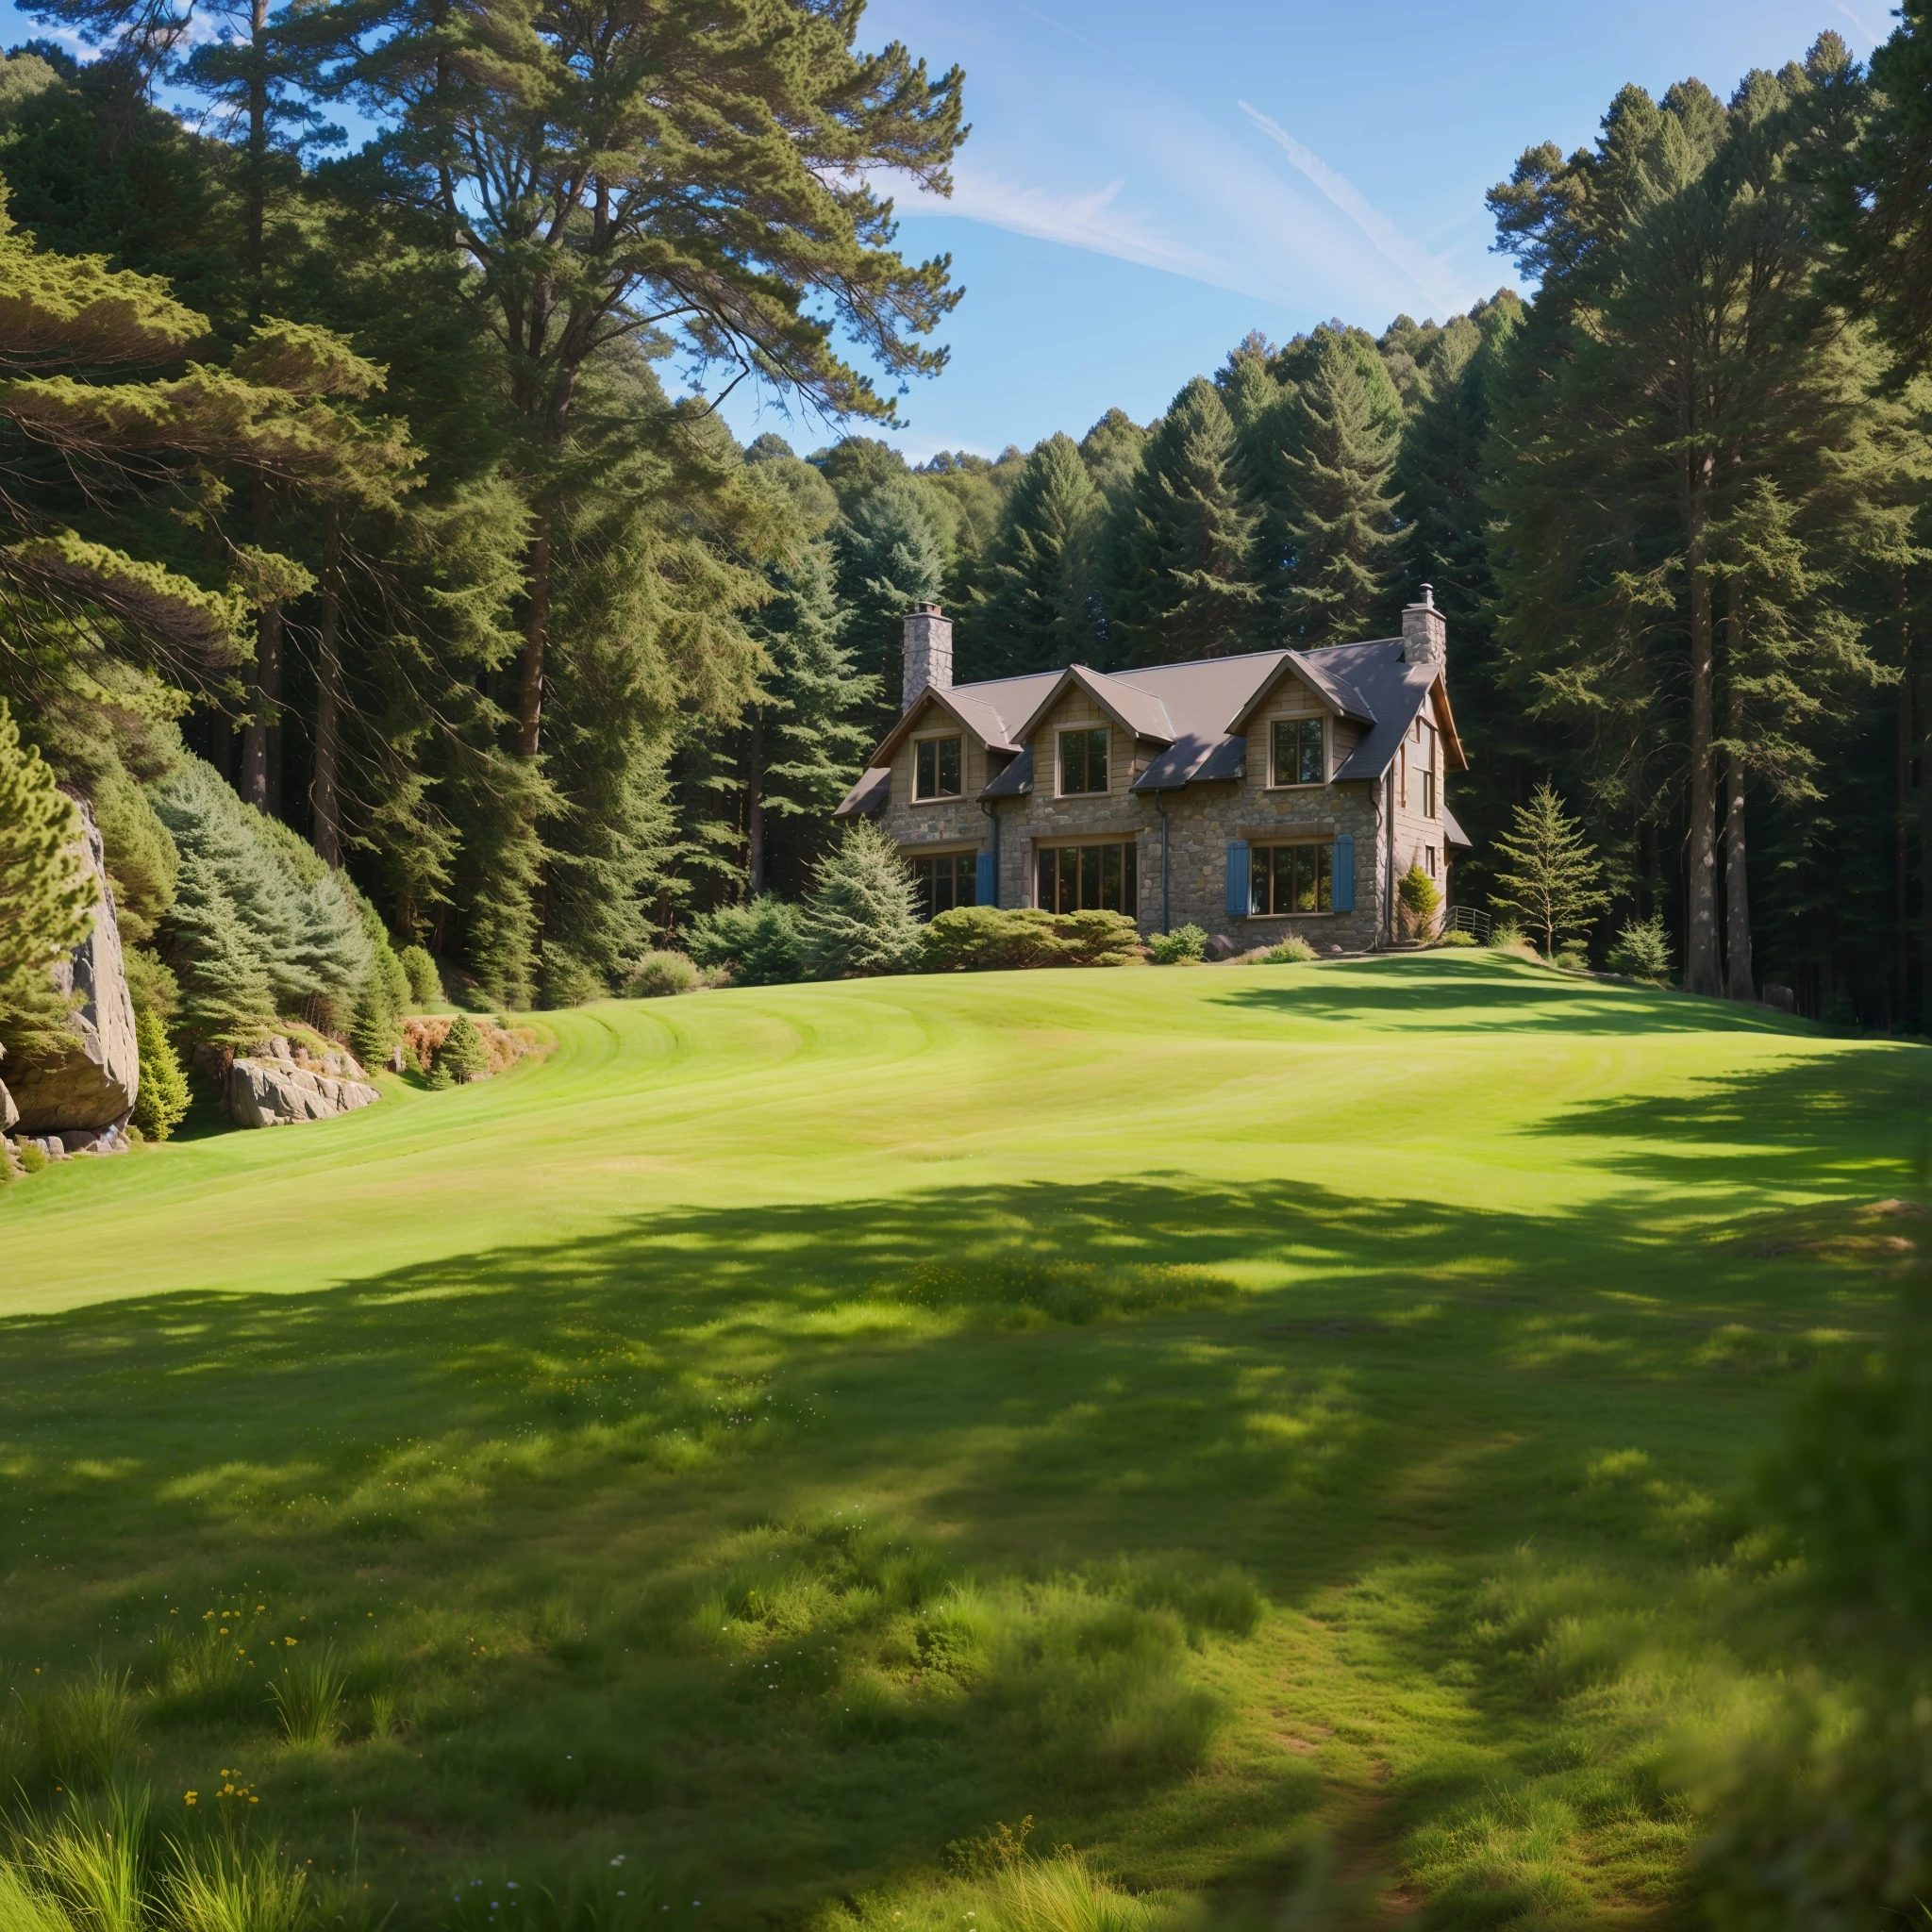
left=1238, top=102, right=1469, bottom=315
left=892, top=166, right=1234, bottom=287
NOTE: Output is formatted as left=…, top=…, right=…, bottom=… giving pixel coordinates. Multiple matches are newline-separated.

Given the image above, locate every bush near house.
left=924, top=906, right=1141, bottom=973
left=1146, top=925, right=1207, bottom=965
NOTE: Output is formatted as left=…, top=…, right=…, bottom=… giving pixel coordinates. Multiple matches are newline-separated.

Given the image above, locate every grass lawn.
left=0, top=952, right=1922, bottom=1931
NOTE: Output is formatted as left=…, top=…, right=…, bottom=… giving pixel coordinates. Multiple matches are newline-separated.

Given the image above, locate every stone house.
left=835, top=591, right=1471, bottom=947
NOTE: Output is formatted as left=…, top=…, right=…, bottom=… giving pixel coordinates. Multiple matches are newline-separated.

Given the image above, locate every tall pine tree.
left=974, top=433, right=1104, bottom=676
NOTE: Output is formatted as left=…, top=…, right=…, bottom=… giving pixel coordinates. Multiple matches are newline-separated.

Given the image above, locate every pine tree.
left=975, top=434, right=1104, bottom=676
left=435, top=1010, right=490, bottom=1082
left=1257, top=329, right=1405, bottom=643
left=1491, top=784, right=1609, bottom=958
left=1106, top=376, right=1261, bottom=664
left=797, top=819, right=924, bottom=978
left=170, top=848, right=277, bottom=1041
left=0, top=696, right=93, bottom=1068
left=836, top=476, right=950, bottom=723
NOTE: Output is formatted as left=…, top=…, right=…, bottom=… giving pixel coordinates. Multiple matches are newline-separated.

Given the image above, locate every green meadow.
left=0, top=954, right=1922, bottom=1929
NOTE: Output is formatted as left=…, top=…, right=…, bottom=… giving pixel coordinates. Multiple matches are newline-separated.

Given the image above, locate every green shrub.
left=1489, top=918, right=1525, bottom=950
left=1606, top=913, right=1673, bottom=983
left=688, top=895, right=805, bottom=985
left=1398, top=860, right=1441, bottom=940
left=128, top=1004, right=189, bottom=1141
left=1436, top=926, right=1478, bottom=948
left=924, top=906, right=1141, bottom=973
left=398, top=944, right=442, bottom=1007
left=1554, top=945, right=1591, bottom=972
left=14, top=1137, right=47, bottom=1174
left=1262, top=935, right=1316, bottom=964
left=539, top=947, right=607, bottom=1008
left=1146, top=924, right=1206, bottom=965
left=626, top=949, right=699, bottom=997
left=797, top=820, right=924, bottom=978
left=435, top=1012, right=491, bottom=1083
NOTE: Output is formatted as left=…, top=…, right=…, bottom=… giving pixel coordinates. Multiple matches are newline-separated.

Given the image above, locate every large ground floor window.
left=911, top=851, right=977, bottom=921
left=1038, top=841, right=1137, bottom=915
left=1252, top=841, right=1332, bottom=914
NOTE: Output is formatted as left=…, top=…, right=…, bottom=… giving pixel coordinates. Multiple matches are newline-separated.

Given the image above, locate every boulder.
left=227, top=1055, right=379, bottom=1128
left=1761, top=984, right=1797, bottom=1014
left=0, top=1078, right=15, bottom=1132
left=1203, top=932, right=1241, bottom=962
left=8, top=799, right=141, bottom=1134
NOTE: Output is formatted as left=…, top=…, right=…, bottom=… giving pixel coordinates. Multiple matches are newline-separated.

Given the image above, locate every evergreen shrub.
left=798, top=821, right=925, bottom=978
left=398, top=945, right=442, bottom=1007
left=0, top=695, right=92, bottom=1066
left=688, top=897, right=804, bottom=986
left=435, top=1012, right=491, bottom=1083
left=1146, top=925, right=1207, bottom=965
left=1398, top=861, right=1441, bottom=940
left=627, top=950, right=700, bottom=997
left=126, top=953, right=190, bottom=1142
left=1262, top=935, right=1317, bottom=963
left=540, top=948, right=606, bottom=1008
left=1607, top=914, right=1673, bottom=983
left=351, top=906, right=410, bottom=1069
left=924, top=906, right=1141, bottom=973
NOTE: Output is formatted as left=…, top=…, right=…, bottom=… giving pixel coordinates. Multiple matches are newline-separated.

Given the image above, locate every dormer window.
left=914, top=734, right=962, bottom=800
left=1058, top=727, right=1109, bottom=795
left=1272, top=717, right=1325, bottom=787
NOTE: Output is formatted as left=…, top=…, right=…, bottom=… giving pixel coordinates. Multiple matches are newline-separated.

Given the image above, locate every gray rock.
left=0, top=1078, right=15, bottom=1132
left=1761, top=984, right=1797, bottom=1013
left=8, top=799, right=141, bottom=1133
left=227, top=1056, right=379, bottom=1128
left=1203, top=932, right=1241, bottom=962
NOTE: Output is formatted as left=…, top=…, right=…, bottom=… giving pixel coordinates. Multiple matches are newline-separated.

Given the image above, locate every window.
left=1271, top=716, right=1324, bottom=787
left=911, top=852, right=977, bottom=920
left=1423, top=770, right=1437, bottom=818
left=1250, top=842, right=1333, bottom=915
left=1425, top=845, right=1438, bottom=877
left=914, top=735, right=962, bottom=800
left=1058, top=726, right=1109, bottom=795
left=1037, top=841, right=1137, bottom=915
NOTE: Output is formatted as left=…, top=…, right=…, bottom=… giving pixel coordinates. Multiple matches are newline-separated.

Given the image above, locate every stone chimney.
left=1402, top=584, right=1447, bottom=667
left=902, top=602, right=954, bottom=712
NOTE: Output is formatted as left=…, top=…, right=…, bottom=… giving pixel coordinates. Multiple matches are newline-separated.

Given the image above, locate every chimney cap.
left=908, top=600, right=944, bottom=616
left=1413, top=583, right=1435, bottom=608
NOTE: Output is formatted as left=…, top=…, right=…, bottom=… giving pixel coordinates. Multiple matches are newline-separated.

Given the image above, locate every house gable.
left=1028, top=681, right=1156, bottom=799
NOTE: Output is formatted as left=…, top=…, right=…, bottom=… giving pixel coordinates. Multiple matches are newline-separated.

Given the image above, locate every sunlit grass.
left=0, top=956, right=1923, bottom=1927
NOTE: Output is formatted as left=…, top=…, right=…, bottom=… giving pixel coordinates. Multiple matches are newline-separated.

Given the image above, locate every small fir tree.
left=129, top=1002, right=190, bottom=1140
left=436, top=1011, right=491, bottom=1083
left=797, top=820, right=924, bottom=978
left=398, top=944, right=442, bottom=1007
left=1607, top=914, right=1674, bottom=983
left=170, top=852, right=276, bottom=1042
left=1491, top=783, right=1609, bottom=958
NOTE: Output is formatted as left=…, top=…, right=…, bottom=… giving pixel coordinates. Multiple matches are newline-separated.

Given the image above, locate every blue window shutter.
left=975, top=849, right=995, bottom=908
left=1225, top=841, right=1250, bottom=919
left=1332, top=833, right=1355, bottom=912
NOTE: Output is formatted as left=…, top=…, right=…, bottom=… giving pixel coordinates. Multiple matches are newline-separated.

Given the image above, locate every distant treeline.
left=5, top=8, right=1932, bottom=1024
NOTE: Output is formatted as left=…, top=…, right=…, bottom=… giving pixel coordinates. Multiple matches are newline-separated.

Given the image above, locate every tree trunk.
left=1899, top=608, right=1912, bottom=1027
left=746, top=706, right=766, bottom=894
left=247, top=0, right=267, bottom=306
left=518, top=515, right=551, bottom=758
left=311, top=506, right=343, bottom=867
left=240, top=601, right=283, bottom=814
left=1685, top=454, right=1722, bottom=995
left=1723, top=749, right=1753, bottom=1002
left=240, top=474, right=282, bottom=814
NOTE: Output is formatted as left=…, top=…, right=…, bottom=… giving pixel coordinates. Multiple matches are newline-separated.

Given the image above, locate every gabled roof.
left=1010, top=664, right=1176, bottom=746
left=1226, top=649, right=1377, bottom=735
left=834, top=632, right=1469, bottom=819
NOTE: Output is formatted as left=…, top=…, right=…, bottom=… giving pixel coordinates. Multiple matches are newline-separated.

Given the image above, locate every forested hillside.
left=4, top=8, right=1932, bottom=1037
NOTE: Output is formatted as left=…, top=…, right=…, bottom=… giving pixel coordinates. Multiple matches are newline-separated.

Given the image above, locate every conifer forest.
left=8, top=6, right=1932, bottom=1034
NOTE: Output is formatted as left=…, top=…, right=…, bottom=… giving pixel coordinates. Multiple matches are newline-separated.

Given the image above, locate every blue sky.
left=4, top=0, right=1888, bottom=459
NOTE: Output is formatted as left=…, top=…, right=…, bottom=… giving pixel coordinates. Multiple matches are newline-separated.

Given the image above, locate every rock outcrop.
left=0, top=1078, right=15, bottom=1133
left=209, top=1035, right=380, bottom=1128
left=8, top=799, right=140, bottom=1137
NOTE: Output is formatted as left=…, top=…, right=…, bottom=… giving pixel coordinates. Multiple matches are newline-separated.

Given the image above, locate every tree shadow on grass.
left=1215, top=953, right=1813, bottom=1037
left=0, top=1115, right=1906, bottom=1925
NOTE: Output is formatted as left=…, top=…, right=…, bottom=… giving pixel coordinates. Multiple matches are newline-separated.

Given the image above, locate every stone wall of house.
left=879, top=691, right=993, bottom=864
